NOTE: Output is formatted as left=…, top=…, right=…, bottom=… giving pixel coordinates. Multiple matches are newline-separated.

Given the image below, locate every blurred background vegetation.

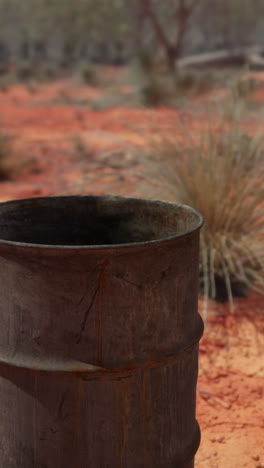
left=0, top=0, right=263, bottom=71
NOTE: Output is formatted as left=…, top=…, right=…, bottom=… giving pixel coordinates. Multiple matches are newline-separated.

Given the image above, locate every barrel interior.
left=0, top=196, right=202, bottom=246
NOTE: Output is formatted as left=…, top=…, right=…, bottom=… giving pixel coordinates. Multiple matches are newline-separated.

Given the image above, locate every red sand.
left=0, top=80, right=263, bottom=467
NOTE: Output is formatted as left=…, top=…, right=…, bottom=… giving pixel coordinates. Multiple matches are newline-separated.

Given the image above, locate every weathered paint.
left=0, top=195, right=203, bottom=467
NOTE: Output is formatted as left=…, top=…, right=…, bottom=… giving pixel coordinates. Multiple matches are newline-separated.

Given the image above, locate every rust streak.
left=76, top=264, right=101, bottom=307
left=75, top=285, right=100, bottom=344
left=114, top=275, right=141, bottom=289
left=57, top=391, right=67, bottom=420
left=96, top=259, right=109, bottom=365
left=81, top=343, right=199, bottom=381
left=76, top=259, right=110, bottom=352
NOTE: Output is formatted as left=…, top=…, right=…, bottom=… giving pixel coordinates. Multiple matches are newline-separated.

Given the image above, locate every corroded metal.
left=0, top=195, right=203, bottom=468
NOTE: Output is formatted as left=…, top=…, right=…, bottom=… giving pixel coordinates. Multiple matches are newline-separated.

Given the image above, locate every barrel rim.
left=0, top=194, right=204, bottom=250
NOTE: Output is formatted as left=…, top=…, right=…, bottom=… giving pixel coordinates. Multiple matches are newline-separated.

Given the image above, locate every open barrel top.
left=0, top=195, right=203, bottom=249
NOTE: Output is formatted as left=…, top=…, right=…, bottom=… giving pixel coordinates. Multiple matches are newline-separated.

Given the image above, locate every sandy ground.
left=0, top=78, right=263, bottom=467
left=197, top=296, right=264, bottom=468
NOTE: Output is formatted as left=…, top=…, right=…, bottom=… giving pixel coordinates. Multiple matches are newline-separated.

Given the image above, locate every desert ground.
left=1, top=70, right=263, bottom=467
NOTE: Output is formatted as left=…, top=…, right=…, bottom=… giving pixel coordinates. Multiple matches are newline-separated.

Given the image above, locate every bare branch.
left=188, top=0, right=201, bottom=14
left=135, top=0, right=149, bottom=51
left=173, top=0, right=199, bottom=57
left=140, top=0, right=172, bottom=52
left=139, top=0, right=201, bottom=70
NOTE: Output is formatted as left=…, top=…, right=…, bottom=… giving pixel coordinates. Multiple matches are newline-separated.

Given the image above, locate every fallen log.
left=178, top=46, right=263, bottom=69
left=247, top=52, right=264, bottom=70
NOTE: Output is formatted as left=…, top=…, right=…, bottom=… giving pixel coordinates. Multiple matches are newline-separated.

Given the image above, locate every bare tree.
left=139, top=0, right=200, bottom=70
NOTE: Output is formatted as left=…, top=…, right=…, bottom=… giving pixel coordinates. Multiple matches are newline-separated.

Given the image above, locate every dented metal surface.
left=0, top=195, right=203, bottom=467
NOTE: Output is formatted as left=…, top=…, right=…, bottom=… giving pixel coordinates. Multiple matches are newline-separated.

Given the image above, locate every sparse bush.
left=141, top=69, right=213, bottom=107
left=0, top=132, right=15, bottom=179
left=0, top=64, right=9, bottom=76
left=26, top=82, right=39, bottom=94
left=0, top=78, right=10, bottom=92
left=15, top=60, right=35, bottom=82
left=90, top=91, right=139, bottom=110
left=78, top=62, right=99, bottom=86
left=71, top=136, right=95, bottom=162
left=42, top=64, right=58, bottom=81
left=143, top=118, right=264, bottom=312
left=175, top=70, right=197, bottom=90
left=233, top=77, right=257, bottom=99
left=0, top=131, right=35, bottom=179
left=0, top=71, right=16, bottom=90
left=174, top=70, right=213, bottom=95
left=141, top=77, right=171, bottom=106
left=137, top=49, right=157, bottom=75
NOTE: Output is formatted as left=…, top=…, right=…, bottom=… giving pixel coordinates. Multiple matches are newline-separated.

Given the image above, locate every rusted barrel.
left=0, top=195, right=203, bottom=468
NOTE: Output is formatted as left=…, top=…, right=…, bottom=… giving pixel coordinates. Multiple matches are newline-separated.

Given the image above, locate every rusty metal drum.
left=0, top=195, right=203, bottom=468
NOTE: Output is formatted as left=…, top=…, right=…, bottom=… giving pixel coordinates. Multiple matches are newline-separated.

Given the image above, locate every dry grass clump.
left=174, top=70, right=213, bottom=95
left=78, top=62, right=100, bottom=86
left=0, top=131, right=35, bottom=179
left=71, top=136, right=96, bottom=162
left=136, top=49, right=157, bottom=75
left=143, top=118, right=264, bottom=312
left=231, top=74, right=259, bottom=100
left=15, top=60, right=35, bottom=82
left=14, top=60, right=60, bottom=84
left=141, top=76, right=172, bottom=107
left=140, top=69, right=213, bottom=107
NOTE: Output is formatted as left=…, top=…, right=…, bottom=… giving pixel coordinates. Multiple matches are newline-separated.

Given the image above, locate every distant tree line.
left=0, top=0, right=263, bottom=69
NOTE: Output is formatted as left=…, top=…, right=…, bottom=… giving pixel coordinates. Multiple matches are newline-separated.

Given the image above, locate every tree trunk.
left=166, top=46, right=177, bottom=71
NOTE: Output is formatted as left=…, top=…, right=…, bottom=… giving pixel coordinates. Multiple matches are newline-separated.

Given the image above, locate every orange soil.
left=0, top=80, right=263, bottom=467
left=197, top=296, right=264, bottom=468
